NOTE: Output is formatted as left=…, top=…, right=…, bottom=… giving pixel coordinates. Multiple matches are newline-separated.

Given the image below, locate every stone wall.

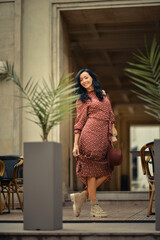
left=0, top=1, right=22, bottom=155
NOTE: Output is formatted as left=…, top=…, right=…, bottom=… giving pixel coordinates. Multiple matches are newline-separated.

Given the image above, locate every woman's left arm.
left=111, top=124, right=118, bottom=144
left=106, top=93, right=117, bottom=145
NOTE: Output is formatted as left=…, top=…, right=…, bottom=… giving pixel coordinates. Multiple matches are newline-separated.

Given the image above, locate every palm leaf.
left=133, top=52, right=149, bottom=64
left=150, top=37, right=157, bottom=62
left=125, top=36, right=160, bottom=121
left=126, top=69, right=155, bottom=83
left=0, top=61, right=79, bottom=140
left=126, top=62, right=150, bottom=71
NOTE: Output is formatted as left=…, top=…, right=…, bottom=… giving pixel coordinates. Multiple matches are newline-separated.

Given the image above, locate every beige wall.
left=22, top=0, right=51, bottom=143
left=22, top=0, right=72, bottom=198
left=0, top=0, right=72, bottom=197
left=0, top=1, right=22, bottom=155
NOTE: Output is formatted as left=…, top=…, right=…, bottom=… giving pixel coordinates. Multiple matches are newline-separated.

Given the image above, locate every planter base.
left=24, top=142, right=62, bottom=230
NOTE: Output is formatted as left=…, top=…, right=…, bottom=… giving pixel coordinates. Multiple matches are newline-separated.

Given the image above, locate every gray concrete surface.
left=0, top=222, right=157, bottom=233
left=0, top=200, right=159, bottom=240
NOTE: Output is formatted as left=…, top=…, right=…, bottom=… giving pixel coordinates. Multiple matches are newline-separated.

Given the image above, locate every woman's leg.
left=70, top=190, right=88, bottom=217
left=70, top=176, right=107, bottom=217
left=87, top=176, right=108, bottom=217
left=87, top=177, right=96, bottom=200
left=96, top=176, right=108, bottom=188
left=85, top=176, right=107, bottom=197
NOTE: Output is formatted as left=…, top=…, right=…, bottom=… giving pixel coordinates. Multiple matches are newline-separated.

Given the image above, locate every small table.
left=130, top=150, right=150, bottom=157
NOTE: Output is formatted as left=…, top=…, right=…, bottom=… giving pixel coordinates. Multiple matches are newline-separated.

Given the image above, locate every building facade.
left=0, top=0, right=160, bottom=196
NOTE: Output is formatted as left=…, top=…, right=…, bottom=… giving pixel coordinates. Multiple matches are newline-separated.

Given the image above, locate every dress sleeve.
left=106, top=95, right=115, bottom=141
left=74, top=100, right=88, bottom=134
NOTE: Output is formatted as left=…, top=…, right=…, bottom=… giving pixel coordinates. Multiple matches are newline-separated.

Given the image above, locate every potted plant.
left=125, top=37, right=160, bottom=230
left=0, top=61, right=79, bottom=230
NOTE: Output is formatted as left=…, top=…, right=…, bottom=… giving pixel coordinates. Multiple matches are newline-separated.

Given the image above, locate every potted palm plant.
left=125, top=37, right=160, bottom=230
left=0, top=61, right=79, bottom=230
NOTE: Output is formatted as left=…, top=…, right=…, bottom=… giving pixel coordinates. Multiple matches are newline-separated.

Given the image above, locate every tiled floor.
left=0, top=200, right=155, bottom=223
left=63, top=200, right=155, bottom=222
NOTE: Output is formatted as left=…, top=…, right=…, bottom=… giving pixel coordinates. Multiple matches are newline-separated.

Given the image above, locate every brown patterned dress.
left=74, top=90, right=115, bottom=185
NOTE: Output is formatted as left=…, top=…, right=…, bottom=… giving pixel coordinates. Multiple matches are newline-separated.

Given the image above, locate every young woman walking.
left=70, top=69, right=117, bottom=218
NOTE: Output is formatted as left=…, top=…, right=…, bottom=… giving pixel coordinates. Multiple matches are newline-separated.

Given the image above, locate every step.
left=67, top=191, right=151, bottom=201
left=0, top=222, right=159, bottom=240
left=96, top=191, right=150, bottom=201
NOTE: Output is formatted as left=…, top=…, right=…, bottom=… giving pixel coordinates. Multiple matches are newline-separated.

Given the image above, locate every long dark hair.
left=75, top=69, right=105, bottom=103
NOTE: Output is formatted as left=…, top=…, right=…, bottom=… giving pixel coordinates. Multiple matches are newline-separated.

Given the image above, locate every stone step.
left=0, top=223, right=159, bottom=240
left=67, top=191, right=151, bottom=201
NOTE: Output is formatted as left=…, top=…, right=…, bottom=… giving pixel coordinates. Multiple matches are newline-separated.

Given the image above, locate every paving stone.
left=0, top=200, right=155, bottom=223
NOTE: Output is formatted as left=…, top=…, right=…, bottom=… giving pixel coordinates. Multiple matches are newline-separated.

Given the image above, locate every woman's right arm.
left=73, top=100, right=88, bottom=157
left=73, top=133, right=80, bottom=157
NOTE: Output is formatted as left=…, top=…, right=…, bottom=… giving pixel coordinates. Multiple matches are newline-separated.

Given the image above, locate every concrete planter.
left=24, top=142, right=62, bottom=230
left=154, top=139, right=160, bottom=231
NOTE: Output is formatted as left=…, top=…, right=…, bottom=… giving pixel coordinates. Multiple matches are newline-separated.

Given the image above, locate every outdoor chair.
left=0, top=155, right=23, bottom=214
left=140, top=142, right=155, bottom=217
left=0, top=160, right=5, bottom=214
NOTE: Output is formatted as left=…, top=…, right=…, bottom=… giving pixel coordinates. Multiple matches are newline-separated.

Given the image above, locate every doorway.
left=52, top=1, right=160, bottom=192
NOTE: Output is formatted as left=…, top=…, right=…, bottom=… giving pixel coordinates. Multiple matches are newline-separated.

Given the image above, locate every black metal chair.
left=0, top=155, right=23, bottom=214
left=140, top=142, right=155, bottom=217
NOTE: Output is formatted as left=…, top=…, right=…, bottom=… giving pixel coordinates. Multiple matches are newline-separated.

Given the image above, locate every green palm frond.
left=0, top=61, right=79, bottom=141
left=125, top=37, right=160, bottom=122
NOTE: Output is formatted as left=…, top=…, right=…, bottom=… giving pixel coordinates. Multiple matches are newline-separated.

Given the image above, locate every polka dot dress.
left=74, top=90, right=115, bottom=185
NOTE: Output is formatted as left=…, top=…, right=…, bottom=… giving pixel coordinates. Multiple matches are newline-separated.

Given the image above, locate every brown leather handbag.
left=107, top=144, right=123, bottom=171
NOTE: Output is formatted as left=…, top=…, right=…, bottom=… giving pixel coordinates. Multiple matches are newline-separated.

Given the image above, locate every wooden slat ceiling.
left=61, top=6, right=160, bottom=110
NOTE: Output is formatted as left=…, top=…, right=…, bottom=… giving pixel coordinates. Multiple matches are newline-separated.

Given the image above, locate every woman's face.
left=79, top=71, right=94, bottom=92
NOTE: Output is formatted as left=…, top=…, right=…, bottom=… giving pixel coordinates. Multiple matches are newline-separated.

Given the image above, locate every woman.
left=70, top=69, right=117, bottom=218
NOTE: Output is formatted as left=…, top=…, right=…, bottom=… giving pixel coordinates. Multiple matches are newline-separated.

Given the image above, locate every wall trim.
left=51, top=0, right=160, bottom=9
left=0, top=0, right=14, bottom=2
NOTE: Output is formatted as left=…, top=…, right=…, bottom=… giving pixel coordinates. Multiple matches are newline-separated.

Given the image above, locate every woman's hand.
left=111, top=136, right=118, bottom=147
left=73, top=145, right=80, bottom=157
left=111, top=125, right=118, bottom=146
left=112, top=136, right=117, bottom=143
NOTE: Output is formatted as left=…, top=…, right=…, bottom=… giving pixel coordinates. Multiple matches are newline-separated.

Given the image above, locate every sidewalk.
left=0, top=200, right=155, bottom=223
left=63, top=200, right=155, bottom=222
left=0, top=200, right=159, bottom=240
